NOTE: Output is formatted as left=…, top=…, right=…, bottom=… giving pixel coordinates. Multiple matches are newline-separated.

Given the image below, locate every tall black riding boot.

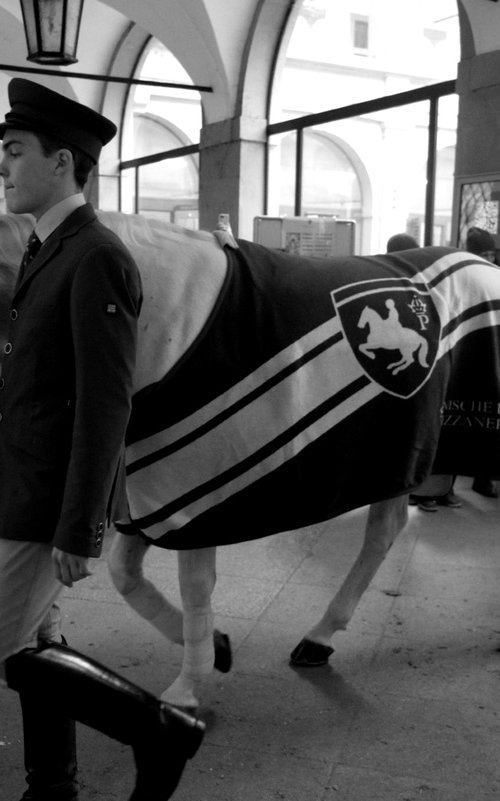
left=6, top=642, right=205, bottom=801
left=18, top=686, right=78, bottom=801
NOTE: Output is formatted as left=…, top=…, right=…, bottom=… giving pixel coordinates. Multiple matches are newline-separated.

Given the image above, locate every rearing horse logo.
left=331, top=277, right=440, bottom=398
left=357, top=299, right=429, bottom=375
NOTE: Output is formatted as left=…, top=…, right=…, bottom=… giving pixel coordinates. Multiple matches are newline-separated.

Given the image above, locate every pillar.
left=198, top=115, right=267, bottom=240
left=453, top=51, right=500, bottom=246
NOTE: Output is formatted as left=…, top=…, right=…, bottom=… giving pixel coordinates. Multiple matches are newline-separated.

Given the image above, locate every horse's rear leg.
left=291, top=495, right=408, bottom=666
left=161, top=547, right=217, bottom=710
left=108, top=530, right=183, bottom=644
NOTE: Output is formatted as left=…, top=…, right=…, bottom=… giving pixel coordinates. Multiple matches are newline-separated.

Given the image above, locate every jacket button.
left=4, top=343, right=12, bottom=355
left=10, top=308, right=18, bottom=320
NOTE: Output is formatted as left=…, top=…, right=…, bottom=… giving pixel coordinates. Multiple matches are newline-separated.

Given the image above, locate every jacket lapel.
left=14, top=204, right=97, bottom=298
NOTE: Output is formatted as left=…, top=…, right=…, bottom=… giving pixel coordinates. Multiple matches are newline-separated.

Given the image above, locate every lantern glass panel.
left=19, top=0, right=38, bottom=53
left=64, top=1, right=82, bottom=53
left=38, top=0, right=65, bottom=52
left=20, top=0, right=83, bottom=64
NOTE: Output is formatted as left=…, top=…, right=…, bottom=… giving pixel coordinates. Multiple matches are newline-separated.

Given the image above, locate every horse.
left=2, top=211, right=500, bottom=712
left=357, top=300, right=430, bottom=375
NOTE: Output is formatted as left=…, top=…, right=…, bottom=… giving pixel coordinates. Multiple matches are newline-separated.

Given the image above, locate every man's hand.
left=52, top=547, right=93, bottom=588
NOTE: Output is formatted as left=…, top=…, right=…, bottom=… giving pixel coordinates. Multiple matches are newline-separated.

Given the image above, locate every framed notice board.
left=454, top=173, right=500, bottom=249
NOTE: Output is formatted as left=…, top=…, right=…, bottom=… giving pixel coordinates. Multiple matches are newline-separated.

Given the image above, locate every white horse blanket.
left=121, top=237, right=500, bottom=548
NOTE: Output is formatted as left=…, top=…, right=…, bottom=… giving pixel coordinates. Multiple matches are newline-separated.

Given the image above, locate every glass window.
left=120, top=39, right=201, bottom=225
left=352, top=16, right=369, bottom=51
left=403, top=95, right=458, bottom=246
left=302, top=131, right=361, bottom=218
left=268, top=0, right=459, bottom=254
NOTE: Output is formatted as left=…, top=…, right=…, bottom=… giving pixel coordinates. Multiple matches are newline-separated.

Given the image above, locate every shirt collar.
left=35, top=193, right=86, bottom=243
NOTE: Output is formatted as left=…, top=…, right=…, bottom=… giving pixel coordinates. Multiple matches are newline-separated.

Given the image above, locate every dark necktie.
left=18, top=230, right=42, bottom=284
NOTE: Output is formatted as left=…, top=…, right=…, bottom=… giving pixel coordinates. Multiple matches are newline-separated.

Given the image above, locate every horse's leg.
left=358, top=343, right=376, bottom=359
left=108, top=530, right=183, bottom=644
left=391, top=355, right=416, bottom=374
left=161, top=547, right=217, bottom=710
left=109, top=533, right=232, bottom=687
left=291, top=494, right=408, bottom=666
left=390, top=359, right=412, bottom=375
left=387, top=352, right=408, bottom=372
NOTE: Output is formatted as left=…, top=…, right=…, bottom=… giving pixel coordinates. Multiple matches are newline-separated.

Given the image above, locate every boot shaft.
left=6, top=643, right=205, bottom=801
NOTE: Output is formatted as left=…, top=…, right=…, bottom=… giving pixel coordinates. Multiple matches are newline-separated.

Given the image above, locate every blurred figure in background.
left=466, top=226, right=497, bottom=265
left=386, top=232, right=419, bottom=252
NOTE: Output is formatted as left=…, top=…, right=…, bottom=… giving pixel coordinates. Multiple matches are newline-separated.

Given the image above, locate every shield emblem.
left=331, top=278, right=441, bottom=398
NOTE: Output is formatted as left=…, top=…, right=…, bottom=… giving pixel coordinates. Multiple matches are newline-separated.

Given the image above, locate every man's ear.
left=54, top=148, right=74, bottom=175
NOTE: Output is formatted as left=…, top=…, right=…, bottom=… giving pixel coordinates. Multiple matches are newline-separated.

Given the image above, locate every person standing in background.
left=386, top=232, right=419, bottom=252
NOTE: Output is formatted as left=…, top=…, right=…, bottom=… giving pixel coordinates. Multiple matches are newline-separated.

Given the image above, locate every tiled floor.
left=2, top=476, right=500, bottom=800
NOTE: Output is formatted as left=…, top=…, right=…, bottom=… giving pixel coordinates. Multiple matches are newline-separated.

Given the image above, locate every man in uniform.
left=0, top=78, right=203, bottom=801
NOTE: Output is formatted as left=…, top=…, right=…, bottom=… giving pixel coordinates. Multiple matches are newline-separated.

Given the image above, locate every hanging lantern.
left=19, top=0, right=84, bottom=65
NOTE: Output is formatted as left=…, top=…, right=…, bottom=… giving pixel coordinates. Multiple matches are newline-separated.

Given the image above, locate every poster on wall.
left=456, top=176, right=500, bottom=249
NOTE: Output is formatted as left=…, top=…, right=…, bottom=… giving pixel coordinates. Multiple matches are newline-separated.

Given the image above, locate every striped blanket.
left=121, top=240, right=500, bottom=549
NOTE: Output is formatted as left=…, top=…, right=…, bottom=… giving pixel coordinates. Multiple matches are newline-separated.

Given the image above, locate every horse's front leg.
left=161, top=547, right=217, bottom=710
left=108, top=529, right=183, bottom=644
left=358, top=343, right=376, bottom=359
left=291, top=494, right=408, bottom=666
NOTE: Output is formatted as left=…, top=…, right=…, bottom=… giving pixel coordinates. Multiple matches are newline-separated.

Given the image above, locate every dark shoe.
left=417, top=498, right=438, bottom=512
left=289, top=638, right=334, bottom=667
left=435, top=491, right=462, bottom=508
left=213, top=630, right=232, bottom=673
left=472, top=478, right=499, bottom=498
left=6, top=643, right=205, bottom=801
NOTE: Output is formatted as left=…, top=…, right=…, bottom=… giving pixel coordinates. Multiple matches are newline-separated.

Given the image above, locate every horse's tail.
left=417, top=337, right=429, bottom=367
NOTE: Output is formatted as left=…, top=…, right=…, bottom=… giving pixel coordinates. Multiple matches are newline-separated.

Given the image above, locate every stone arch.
left=457, top=0, right=500, bottom=57
left=100, top=0, right=231, bottom=122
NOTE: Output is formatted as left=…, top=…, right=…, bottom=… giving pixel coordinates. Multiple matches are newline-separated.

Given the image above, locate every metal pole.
left=134, top=167, right=139, bottom=215
left=424, top=96, right=438, bottom=246
left=0, top=62, right=213, bottom=92
left=294, top=128, right=303, bottom=216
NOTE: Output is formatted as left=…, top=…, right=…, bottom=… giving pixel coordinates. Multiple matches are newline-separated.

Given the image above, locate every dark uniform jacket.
left=0, top=204, right=142, bottom=557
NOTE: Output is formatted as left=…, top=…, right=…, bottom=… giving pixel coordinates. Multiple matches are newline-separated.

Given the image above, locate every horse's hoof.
left=161, top=677, right=201, bottom=710
left=289, top=638, right=334, bottom=667
left=214, top=630, right=232, bottom=673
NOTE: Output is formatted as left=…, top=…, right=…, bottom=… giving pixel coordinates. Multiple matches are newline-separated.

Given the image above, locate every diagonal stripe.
left=133, top=373, right=372, bottom=530
left=126, top=316, right=342, bottom=465
left=132, top=376, right=380, bottom=540
left=442, top=299, right=500, bottom=338
left=127, top=328, right=344, bottom=475
left=439, top=308, right=500, bottom=357
left=126, top=334, right=370, bottom=526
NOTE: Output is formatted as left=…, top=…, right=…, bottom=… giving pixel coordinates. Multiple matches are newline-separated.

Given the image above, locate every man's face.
left=480, top=250, right=497, bottom=264
left=0, top=129, right=59, bottom=219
